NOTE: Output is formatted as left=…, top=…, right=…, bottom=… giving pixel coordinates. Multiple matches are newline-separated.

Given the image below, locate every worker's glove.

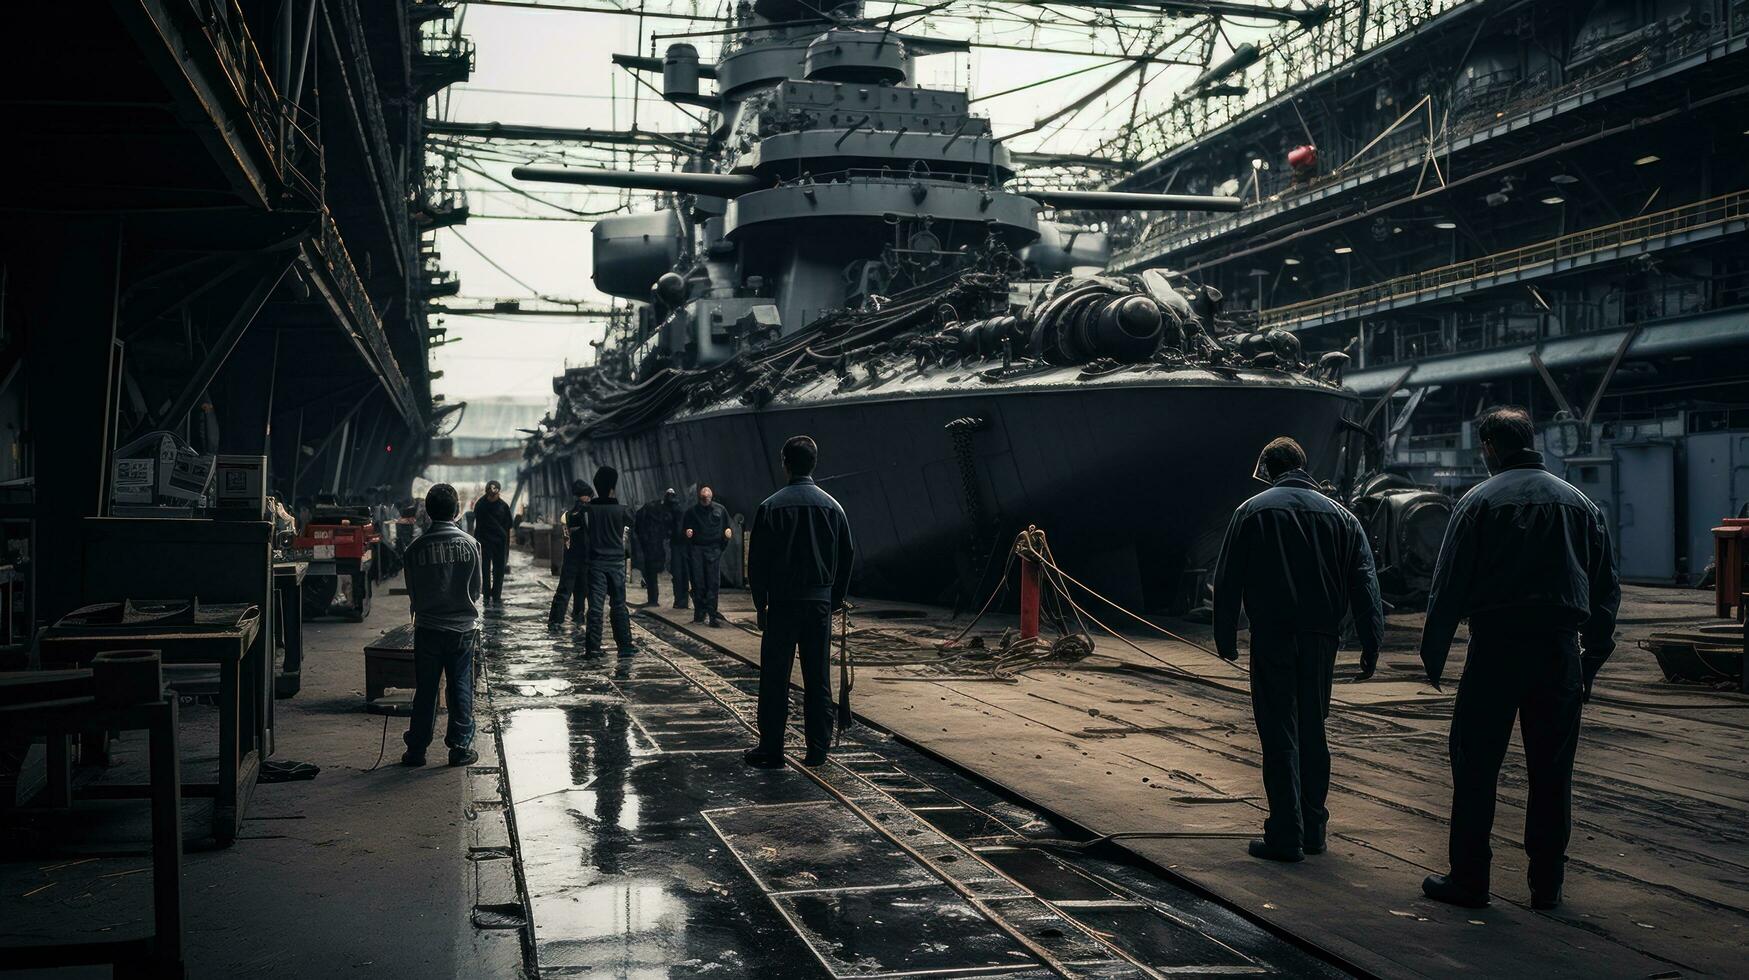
left=1356, top=649, right=1378, bottom=681
left=755, top=607, right=768, bottom=632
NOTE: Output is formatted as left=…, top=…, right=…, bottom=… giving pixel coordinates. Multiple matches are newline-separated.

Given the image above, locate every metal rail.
left=1258, top=189, right=1749, bottom=330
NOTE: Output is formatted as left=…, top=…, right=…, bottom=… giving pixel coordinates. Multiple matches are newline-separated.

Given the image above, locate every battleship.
left=514, top=0, right=1360, bottom=609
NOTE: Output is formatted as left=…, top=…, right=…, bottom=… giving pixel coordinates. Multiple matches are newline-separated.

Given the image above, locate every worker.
left=744, top=435, right=857, bottom=769
left=547, top=479, right=593, bottom=630
left=1418, top=406, right=1619, bottom=911
left=583, top=466, right=638, bottom=657
left=471, top=480, right=514, bottom=604
left=1213, top=436, right=1384, bottom=863
left=683, top=485, right=732, bottom=626
left=633, top=490, right=673, bottom=606
left=668, top=487, right=691, bottom=611
left=400, top=483, right=481, bottom=768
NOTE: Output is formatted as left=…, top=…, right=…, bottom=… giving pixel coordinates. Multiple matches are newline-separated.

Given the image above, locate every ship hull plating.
left=573, top=379, right=1356, bottom=610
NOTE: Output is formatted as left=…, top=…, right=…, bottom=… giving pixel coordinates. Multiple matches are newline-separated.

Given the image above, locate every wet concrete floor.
left=483, top=557, right=1349, bottom=978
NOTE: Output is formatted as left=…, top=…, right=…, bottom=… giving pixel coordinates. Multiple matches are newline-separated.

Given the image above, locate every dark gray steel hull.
left=570, top=378, right=1356, bottom=609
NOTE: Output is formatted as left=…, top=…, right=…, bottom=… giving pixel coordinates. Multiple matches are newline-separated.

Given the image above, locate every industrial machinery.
left=517, top=0, right=1359, bottom=610
left=289, top=505, right=378, bottom=622
left=1347, top=471, right=1452, bottom=607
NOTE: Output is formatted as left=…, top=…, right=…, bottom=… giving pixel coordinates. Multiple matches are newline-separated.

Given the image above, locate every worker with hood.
left=1213, top=436, right=1384, bottom=863
left=633, top=489, right=675, bottom=606
left=1418, top=406, right=1619, bottom=912
left=546, top=479, right=592, bottom=630
left=584, top=465, right=637, bottom=657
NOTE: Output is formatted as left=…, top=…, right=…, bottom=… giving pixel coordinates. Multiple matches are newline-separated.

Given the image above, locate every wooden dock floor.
left=650, top=585, right=1747, bottom=978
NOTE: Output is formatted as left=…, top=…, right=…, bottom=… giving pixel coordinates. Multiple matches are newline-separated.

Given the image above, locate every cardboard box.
left=160, top=453, right=214, bottom=504
left=111, top=457, right=156, bottom=505
left=214, top=455, right=267, bottom=512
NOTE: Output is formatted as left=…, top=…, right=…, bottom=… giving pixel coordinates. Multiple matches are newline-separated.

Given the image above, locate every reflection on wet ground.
left=483, top=559, right=1349, bottom=978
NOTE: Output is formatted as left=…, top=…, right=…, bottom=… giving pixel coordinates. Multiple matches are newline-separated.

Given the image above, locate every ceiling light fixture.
left=1550, top=173, right=1578, bottom=185
left=1635, top=154, right=1661, bottom=165
left=1333, top=245, right=1354, bottom=254
left=1434, top=221, right=1457, bottom=229
left=1541, top=195, right=1565, bottom=205
left=1283, top=257, right=1302, bottom=265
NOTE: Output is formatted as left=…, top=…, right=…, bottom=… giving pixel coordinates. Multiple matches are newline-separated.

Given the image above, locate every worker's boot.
left=449, top=747, right=479, bottom=768
left=400, top=749, right=426, bottom=767
left=1422, top=873, right=1490, bottom=909
left=1246, top=839, right=1303, bottom=863
left=1303, top=823, right=1327, bottom=855
left=1529, top=860, right=1565, bottom=910
left=742, top=746, right=785, bottom=769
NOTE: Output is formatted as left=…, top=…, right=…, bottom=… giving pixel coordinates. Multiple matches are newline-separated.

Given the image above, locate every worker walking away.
left=684, top=485, right=732, bottom=626
left=668, top=487, right=690, bottom=611
left=1419, top=406, right=1619, bottom=911
left=1213, top=436, right=1384, bottom=863
left=547, top=480, right=593, bottom=630
left=401, top=483, right=482, bottom=768
left=744, top=436, right=856, bottom=769
left=471, top=480, right=513, bottom=604
left=584, top=466, right=638, bottom=657
left=633, top=490, right=673, bottom=606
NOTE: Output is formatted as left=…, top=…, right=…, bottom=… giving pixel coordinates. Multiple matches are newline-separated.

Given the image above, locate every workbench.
left=273, top=560, right=308, bottom=698
left=0, top=677, right=183, bottom=978
left=39, top=604, right=262, bottom=845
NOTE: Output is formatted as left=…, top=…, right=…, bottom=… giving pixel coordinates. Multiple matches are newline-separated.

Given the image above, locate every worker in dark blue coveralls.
left=684, top=486, right=732, bottom=627
left=584, top=465, right=637, bottom=657
left=633, top=490, right=673, bottom=606
left=471, top=480, right=514, bottom=603
left=401, top=483, right=482, bottom=768
left=1213, top=436, right=1384, bottom=863
left=1419, top=406, right=1619, bottom=912
left=547, top=479, right=593, bottom=629
left=744, top=435, right=857, bottom=769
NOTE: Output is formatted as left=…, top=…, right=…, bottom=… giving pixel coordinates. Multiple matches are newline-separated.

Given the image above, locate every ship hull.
left=549, top=378, right=1356, bottom=610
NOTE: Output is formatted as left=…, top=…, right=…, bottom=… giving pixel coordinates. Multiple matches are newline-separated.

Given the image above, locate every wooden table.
left=273, top=561, right=309, bottom=698
left=0, top=689, right=183, bottom=978
left=38, top=611, right=263, bottom=845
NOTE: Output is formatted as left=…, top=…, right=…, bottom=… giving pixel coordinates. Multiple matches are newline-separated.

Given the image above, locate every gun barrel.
left=513, top=166, right=765, bottom=197
left=1027, top=189, right=1244, bottom=212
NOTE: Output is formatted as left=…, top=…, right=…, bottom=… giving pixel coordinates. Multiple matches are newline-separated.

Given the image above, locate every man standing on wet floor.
left=547, top=479, right=592, bottom=630
left=401, top=483, right=482, bottom=768
left=1419, top=406, right=1619, bottom=912
left=471, top=480, right=513, bottom=604
left=633, top=489, right=674, bottom=607
left=744, top=435, right=856, bottom=769
left=1213, top=436, right=1384, bottom=863
left=683, top=485, right=732, bottom=627
left=583, top=465, right=638, bottom=658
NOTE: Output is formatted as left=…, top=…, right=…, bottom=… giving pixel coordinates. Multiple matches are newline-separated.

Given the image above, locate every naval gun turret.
left=516, top=16, right=1239, bottom=373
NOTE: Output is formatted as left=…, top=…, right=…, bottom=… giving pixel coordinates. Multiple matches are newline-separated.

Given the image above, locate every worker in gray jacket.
left=1419, top=406, right=1619, bottom=912
left=401, top=483, right=482, bottom=768
left=1213, top=436, right=1384, bottom=863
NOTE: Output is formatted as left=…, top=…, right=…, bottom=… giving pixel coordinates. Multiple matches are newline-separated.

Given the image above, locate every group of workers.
left=394, top=435, right=858, bottom=777
left=399, top=404, right=1620, bottom=915
left=546, top=480, right=734, bottom=635
left=1215, top=405, right=1619, bottom=911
